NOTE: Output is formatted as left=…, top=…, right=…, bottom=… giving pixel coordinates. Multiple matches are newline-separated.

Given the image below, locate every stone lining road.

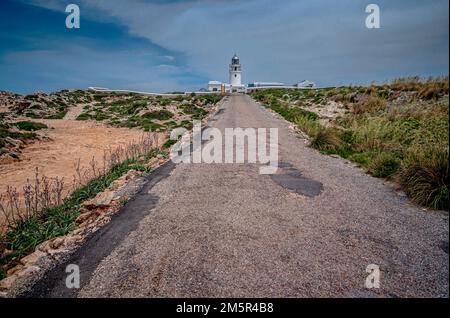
left=26, top=95, right=448, bottom=298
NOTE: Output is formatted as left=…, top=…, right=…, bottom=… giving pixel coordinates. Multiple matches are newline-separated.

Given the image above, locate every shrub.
left=0, top=127, right=35, bottom=140
left=15, top=121, right=47, bottom=131
left=352, top=96, right=387, bottom=115
left=398, top=146, right=449, bottom=210
left=76, top=113, right=91, bottom=121
left=141, top=121, right=164, bottom=132
left=294, top=115, right=320, bottom=137
left=163, top=138, right=178, bottom=149
left=309, top=128, right=342, bottom=151
left=369, top=152, right=400, bottom=178
left=159, top=99, right=170, bottom=106
left=142, top=110, right=174, bottom=120
left=348, top=152, right=373, bottom=166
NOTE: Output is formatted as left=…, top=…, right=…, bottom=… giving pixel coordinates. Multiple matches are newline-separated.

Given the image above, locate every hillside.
left=251, top=77, right=449, bottom=210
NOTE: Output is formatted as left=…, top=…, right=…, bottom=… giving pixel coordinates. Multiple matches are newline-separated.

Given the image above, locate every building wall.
left=229, top=64, right=242, bottom=86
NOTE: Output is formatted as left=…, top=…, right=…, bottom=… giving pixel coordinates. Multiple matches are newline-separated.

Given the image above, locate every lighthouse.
left=230, top=54, right=244, bottom=91
left=207, top=53, right=246, bottom=93
left=229, top=53, right=242, bottom=87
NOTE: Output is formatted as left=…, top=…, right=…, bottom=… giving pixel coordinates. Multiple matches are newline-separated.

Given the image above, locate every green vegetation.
left=142, top=110, right=174, bottom=120
left=251, top=77, right=449, bottom=210
left=163, top=138, right=178, bottom=149
left=45, top=110, right=67, bottom=119
left=14, top=121, right=48, bottom=131
left=0, top=126, right=36, bottom=141
left=0, top=146, right=162, bottom=279
left=73, top=93, right=222, bottom=132
left=0, top=159, right=136, bottom=277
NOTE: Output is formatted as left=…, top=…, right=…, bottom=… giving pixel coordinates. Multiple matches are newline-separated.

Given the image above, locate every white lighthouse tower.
left=229, top=54, right=245, bottom=92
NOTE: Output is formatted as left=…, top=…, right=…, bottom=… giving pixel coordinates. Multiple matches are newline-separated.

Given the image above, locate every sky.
left=0, top=0, right=448, bottom=94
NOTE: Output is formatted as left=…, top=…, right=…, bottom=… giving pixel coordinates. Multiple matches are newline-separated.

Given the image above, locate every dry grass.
left=398, top=146, right=449, bottom=210
left=352, top=95, right=387, bottom=115
left=309, top=128, right=342, bottom=151
left=0, top=133, right=158, bottom=232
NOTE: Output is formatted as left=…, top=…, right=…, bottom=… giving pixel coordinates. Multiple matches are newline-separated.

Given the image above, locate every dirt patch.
left=63, top=104, right=88, bottom=120
left=0, top=118, right=162, bottom=228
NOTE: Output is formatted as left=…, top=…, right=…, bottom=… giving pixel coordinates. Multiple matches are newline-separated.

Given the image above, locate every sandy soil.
left=63, top=104, right=88, bottom=120
left=0, top=118, right=157, bottom=227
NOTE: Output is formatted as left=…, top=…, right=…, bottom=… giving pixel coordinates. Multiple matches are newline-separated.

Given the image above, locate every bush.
left=142, top=110, right=174, bottom=120
left=352, top=96, right=387, bottom=115
left=369, top=152, right=400, bottom=178
left=294, top=115, right=320, bottom=137
left=398, top=146, right=449, bottom=210
left=76, top=113, right=91, bottom=121
left=309, top=128, right=342, bottom=151
left=0, top=127, right=35, bottom=140
left=15, top=121, right=47, bottom=131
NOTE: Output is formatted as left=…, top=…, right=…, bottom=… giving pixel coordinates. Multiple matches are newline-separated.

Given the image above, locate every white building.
left=207, top=54, right=246, bottom=93
left=295, top=80, right=316, bottom=88
left=207, top=80, right=223, bottom=92
left=207, top=54, right=315, bottom=93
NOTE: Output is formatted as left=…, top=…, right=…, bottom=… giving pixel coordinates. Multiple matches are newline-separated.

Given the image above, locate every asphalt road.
left=25, top=95, right=449, bottom=298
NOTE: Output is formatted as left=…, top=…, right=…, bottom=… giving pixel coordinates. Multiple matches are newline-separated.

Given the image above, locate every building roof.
left=208, top=80, right=222, bottom=85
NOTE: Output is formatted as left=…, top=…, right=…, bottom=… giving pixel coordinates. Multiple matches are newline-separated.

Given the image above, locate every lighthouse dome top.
left=231, top=54, right=240, bottom=65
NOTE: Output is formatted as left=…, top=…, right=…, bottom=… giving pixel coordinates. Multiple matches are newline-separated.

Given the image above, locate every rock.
left=16, top=265, right=40, bottom=278
left=47, top=249, right=67, bottom=257
left=50, top=237, right=65, bottom=249
left=63, top=235, right=83, bottom=247
left=0, top=274, right=17, bottom=290
left=36, top=240, right=52, bottom=253
left=124, top=170, right=139, bottom=180
left=83, top=189, right=116, bottom=207
left=72, top=228, right=84, bottom=236
left=7, top=265, right=24, bottom=276
left=20, top=250, right=46, bottom=266
left=76, top=211, right=93, bottom=224
left=147, top=157, right=159, bottom=167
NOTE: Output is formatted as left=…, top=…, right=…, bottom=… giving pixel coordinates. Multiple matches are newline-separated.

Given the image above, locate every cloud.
left=64, top=0, right=449, bottom=86
left=7, top=0, right=450, bottom=92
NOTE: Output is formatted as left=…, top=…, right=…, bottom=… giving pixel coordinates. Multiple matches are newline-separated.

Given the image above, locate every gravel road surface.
left=25, top=95, right=448, bottom=298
